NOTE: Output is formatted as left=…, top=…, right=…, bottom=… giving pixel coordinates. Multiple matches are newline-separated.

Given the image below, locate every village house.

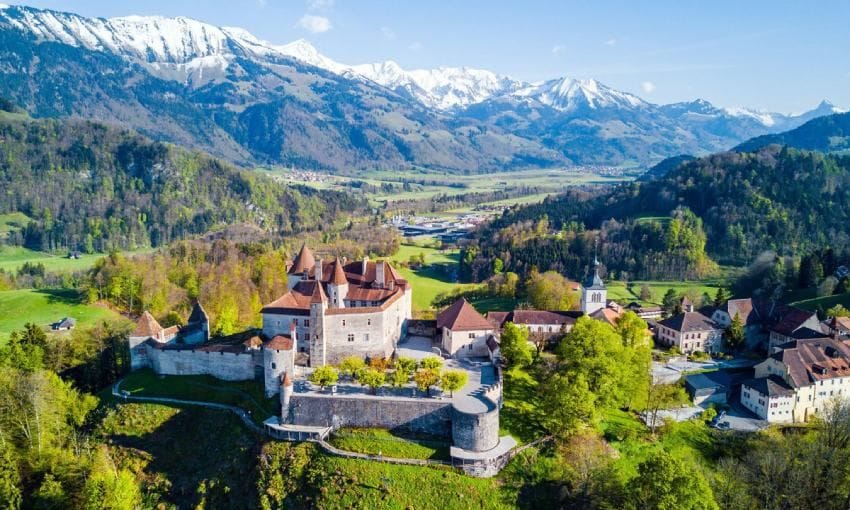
left=746, top=337, right=850, bottom=423
left=625, top=302, right=663, bottom=320
left=51, top=317, right=76, bottom=331
left=655, top=311, right=723, bottom=354
left=437, top=298, right=497, bottom=358
left=740, top=375, right=796, bottom=422
left=486, top=309, right=581, bottom=345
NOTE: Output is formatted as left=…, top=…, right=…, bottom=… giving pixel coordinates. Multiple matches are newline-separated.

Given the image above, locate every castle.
left=261, top=243, right=412, bottom=366
left=128, top=244, right=411, bottom=397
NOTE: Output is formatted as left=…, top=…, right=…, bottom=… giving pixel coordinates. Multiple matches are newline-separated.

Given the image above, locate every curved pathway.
left=111, top=378, right=552, bottom=471
left=111, top=379, right=263, bottom=434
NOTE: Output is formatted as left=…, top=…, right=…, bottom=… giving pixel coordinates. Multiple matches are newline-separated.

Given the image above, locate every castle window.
left=342, top=320, right=346, bottom=327
left=469, top=333, right=475, bottom=339
left=304, top=319, right=310, bottom=327
left=367, top=319, right=371, bottom=326
left=347, top=334, right=355, bottom=342
left=364, top=333, right=369, bottom=342
left=271, top=362, right=276, bottom=369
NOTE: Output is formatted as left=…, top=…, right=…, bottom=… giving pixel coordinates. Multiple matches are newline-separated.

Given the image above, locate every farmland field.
left=606, top=280, right=724, bottom=306
left=0, top=245, right=155, bottom=273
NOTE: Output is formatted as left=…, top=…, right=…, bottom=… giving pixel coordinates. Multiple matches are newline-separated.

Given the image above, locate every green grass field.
left=328, top=428, right=451, bottom=460
left=0, top=245, right=156, bottom=274
left=0, top=288, right=121, bottom=341
left=790, top=291, right=850, bottom=312
left=606, top=280, right=724, bottom=306
left=119, top=369, right=278, bottom=425
left=0, top=245, right=106, bottom=273
left=390, top=243, right=478, bottom=312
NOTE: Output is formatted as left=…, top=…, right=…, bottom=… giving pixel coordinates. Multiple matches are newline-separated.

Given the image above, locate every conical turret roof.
left=288, top=243, right=315, bottom=275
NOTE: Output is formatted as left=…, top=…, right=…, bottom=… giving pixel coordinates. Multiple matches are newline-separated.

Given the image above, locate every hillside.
left=0, top=5, right=841, bottom=172
left=0, top=114, right=365, bottom=253
left=463, top=145, right=850, bottom=281
left=734, top=110, right=850, bottom=153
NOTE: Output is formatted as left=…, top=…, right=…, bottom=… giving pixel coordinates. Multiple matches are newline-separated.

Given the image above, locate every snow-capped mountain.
left=513, top=77, right=648, bottom=112
left=0, top=4, right=845, bottom=172
left=350, top=62, right=527, bottom=110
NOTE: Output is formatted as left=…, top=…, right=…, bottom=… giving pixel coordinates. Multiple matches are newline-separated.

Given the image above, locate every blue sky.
left=17, top=0, right=850, bottom=113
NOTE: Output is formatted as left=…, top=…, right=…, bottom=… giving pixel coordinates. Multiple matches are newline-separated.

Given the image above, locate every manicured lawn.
left=119, top=369, right=278, bottom=425
left=0, top=288, right=122, bottom=342
left=328, top=427, right=451, bottom=460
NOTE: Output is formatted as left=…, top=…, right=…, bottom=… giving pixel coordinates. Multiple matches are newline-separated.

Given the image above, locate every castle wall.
left=147, top=346, right=257, bottom=381
left=262, top=313, right=310, bottom=351
left=289, top=394, right=453, bottom=435
left=322, top=291, right=411, bottom=364
left=129, top=336, right=151, bottom=370
left=442, top=328, right=493, bottom=358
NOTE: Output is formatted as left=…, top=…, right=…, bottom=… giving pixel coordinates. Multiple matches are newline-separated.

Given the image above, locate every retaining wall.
left=290, top=394, right=453, bottom=436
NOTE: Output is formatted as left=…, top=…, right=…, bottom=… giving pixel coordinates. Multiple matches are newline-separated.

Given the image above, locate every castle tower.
left=280, top=372, right=294, bottom=424
left=308, top=282, right=328, bottom=366
left=327, top=258, right=348, bottom=308
left=185, top=301, right=210, bottom=344
left=287, top=243, right=315, bottom=290
left=581, top=255, right=607, bottom=315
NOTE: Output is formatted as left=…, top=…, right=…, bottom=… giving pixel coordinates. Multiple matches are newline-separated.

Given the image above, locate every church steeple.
left=581, top=239, right=607, bottom=315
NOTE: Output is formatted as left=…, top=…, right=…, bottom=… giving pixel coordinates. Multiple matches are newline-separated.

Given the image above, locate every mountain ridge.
left=0, top=4, right=844, bottom=172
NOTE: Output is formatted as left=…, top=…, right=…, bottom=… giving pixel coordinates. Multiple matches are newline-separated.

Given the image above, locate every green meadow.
left=0, top=288, right=122, bottom=341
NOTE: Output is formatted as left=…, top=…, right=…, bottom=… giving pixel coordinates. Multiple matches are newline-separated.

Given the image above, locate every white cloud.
left=409, top=41, right=423, bottom=52
left=298, top=15, right=332, bottom=34
left=551, top=44, right=565, bottom=56
left=381, top=26, right=396, bottom=40
left=604, top=38, right=617, bottom=46
left=307, top=0, right=334, bottom=10
left=641, top=81, right=656, bottom=94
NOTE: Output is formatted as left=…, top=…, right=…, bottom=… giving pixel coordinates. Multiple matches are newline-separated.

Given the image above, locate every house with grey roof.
left=655, top=311, right=722, bottom=354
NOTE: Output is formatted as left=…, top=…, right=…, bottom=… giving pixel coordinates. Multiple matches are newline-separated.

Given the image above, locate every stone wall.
left=451, top=406, right=500, bottom=452
left=147, top=347, right=258, bottom=381
left=290, top=394, right=453, bottom=436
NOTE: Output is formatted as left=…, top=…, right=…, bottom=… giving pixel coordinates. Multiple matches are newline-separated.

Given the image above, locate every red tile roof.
left=437, top=298, right=492, bottom=331
left=330, top=258, right=347, bottom=284
left=288, top=243, right=315, bottom=275
left=264, top=335, right=294, bottom=350
left=132, top=311, right=163, bottom=338
left=771, top=338, right=850, bottom=388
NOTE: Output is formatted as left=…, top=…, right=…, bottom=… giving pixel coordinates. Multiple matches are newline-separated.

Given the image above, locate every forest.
left=0, top=114, right=367, bottom=254
left=461, top=146, right=850, bottom=282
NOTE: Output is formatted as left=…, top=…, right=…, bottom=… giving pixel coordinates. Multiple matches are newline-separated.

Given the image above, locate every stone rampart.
left=290, top=394, right=453, bottom=436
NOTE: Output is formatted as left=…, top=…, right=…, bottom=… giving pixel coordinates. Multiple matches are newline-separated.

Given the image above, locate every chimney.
left=362, top=255, right=369, bottom=276
left=315, top=258, right=323, bottom=281
left=376, top=261, right=385, bottom=289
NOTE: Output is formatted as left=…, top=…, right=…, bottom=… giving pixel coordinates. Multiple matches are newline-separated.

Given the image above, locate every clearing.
left=0, top=288, right=121, bottom=342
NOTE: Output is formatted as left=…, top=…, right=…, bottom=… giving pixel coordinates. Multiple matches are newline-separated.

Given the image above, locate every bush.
left=420, top=356, right=443, bottom=370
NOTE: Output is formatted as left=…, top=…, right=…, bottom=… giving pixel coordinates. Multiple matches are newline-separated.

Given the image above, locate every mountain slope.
left=0, top=112, right=366, bottom=252
left=463, top=145, right=850, bottom=282
left=734, top=110, right=850, bottom=153
left=0, top=4, right=843, bottom=172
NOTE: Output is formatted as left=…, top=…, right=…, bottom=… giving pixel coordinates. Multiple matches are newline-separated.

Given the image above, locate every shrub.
left=420, top=356, right=443, bottom=371
left=413, top=369, right=440, bottom=395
